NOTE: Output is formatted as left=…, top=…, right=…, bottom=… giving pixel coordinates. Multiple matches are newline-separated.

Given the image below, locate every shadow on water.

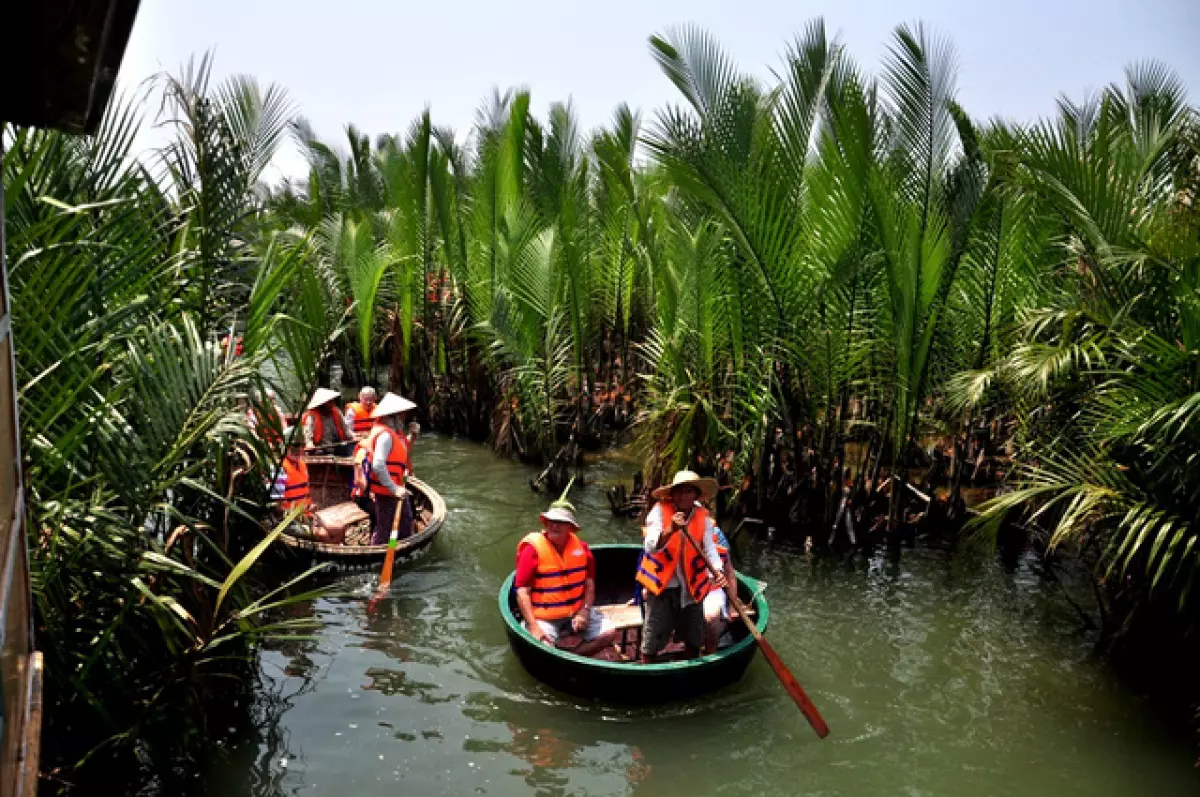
left=187, top=434, right=1200, bottom=797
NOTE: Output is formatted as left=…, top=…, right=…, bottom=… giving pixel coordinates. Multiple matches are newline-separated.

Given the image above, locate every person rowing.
left=357, top=392, right=418, bottom=545
left=636, top=470, right=726, bottom=663
left=514, top=502, right=615, bottom=656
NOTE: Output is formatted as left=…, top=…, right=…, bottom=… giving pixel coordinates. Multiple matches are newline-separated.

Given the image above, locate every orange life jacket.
left=635, top=501, right=712, bottom=599
left=273, top=456, right=311, bottom=513
left=518, top=531, right=589, bottom=620
left=248, top=403, right=283, bottom=446
left=302, top=406, right=348, bottom=446
left=345, top=401, right=375, bottom=435
left=365, top=424, right=409, bottom=496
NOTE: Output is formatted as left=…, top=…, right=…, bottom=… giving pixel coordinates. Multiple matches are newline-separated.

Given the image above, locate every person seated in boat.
left=360, top=392, right=418, bottom=545
left=637, top=470, right=726, bottom=663
left=514, top=503, right=613, bottom=656
left=302, top=388, right=352, bottom=455
left=343, top=386, right=378, bottom=438
left=702, top=524, right=737, bottom=654
left=270, top=432, right=341, bottom=543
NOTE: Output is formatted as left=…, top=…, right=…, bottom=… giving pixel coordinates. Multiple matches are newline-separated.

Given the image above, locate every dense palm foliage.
left=7, top=16, right=1198, bottom=785
left=266, top=21, right=1196, bottom=614
left=963, top=65, right=1200, bottom=609
left=4, top=58, right=341, bottom=782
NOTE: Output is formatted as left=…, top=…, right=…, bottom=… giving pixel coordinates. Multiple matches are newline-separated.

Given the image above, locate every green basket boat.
left=499, top=543, right=769, bottom=703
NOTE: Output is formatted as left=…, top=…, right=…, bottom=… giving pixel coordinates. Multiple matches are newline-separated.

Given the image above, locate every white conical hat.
left=306, top=387, right=341, bottom=410
left=371, top=392, right=417, bottom=418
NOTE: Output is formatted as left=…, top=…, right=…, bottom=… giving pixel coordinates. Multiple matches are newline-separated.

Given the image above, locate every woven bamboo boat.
left=276, top=455, right=446, bottom=566
left=500, top=544, right=769, bottom=702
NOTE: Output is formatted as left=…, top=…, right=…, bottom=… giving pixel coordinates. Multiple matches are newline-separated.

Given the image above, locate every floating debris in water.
left=279, top=758, right=288, bottom=769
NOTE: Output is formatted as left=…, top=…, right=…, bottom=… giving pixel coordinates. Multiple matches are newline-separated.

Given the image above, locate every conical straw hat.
left=306, top=388, right=340, bottom=410
left=371, top=392, right=417, bottom=418
left=651, top=470, right=718, bottom=501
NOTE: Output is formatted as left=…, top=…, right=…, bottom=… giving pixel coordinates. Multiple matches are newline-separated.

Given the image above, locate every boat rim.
left=498, top=542, right=770, bottom=672
left=280, top=473, right=446, bottom=556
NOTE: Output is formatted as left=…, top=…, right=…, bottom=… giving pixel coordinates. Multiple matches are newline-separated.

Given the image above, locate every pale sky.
left=119, top=0, right=1200, bottom=182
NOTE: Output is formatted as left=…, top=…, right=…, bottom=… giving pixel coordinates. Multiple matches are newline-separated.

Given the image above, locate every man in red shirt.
left=514, top=503, right=613, bottom=656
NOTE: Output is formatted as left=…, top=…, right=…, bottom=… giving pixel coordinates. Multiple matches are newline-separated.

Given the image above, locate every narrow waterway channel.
left=198, top=434, right=1199, bottom=797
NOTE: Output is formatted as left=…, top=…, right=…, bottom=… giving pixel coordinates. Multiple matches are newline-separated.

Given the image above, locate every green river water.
left=199, top=434, right=1198, bottom=797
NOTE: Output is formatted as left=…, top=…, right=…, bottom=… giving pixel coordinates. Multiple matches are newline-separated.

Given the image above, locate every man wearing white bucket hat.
left=635, top=470, right=726, bottom=662
left=357, top=392, right=418, bottom=544
left=514, top=502, right=613, bottom=655
left=301, top=388, right=351, bottom=454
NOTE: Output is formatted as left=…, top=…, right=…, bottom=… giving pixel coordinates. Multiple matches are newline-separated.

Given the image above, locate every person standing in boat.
left=637, top=471, right=726, bottom=663
left=302, top=388, right=352, bottom=455
left=343, top=386, right=378, bottom=438
left=514, top=503, right=612, bottom=656
left=362, top=393, right=417, bottom=545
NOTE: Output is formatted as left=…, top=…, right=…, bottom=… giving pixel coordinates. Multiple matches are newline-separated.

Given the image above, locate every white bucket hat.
left=371, top=392, right=418, bottom=419
left=306, top=387, right=341, bottom=410
left=651, top=470, right=718, bottom=501
left=539, top=506, right=580, bottom=528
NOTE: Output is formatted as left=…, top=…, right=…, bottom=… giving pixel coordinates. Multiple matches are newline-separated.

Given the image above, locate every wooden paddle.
left=305, top=439, right=354, bottom=454
left=675, top=518, right=830, bottom=739
left=369, top=491, right=406, bottom=604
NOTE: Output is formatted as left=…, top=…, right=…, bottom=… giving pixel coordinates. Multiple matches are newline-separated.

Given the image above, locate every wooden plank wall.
left=0, top=132, right=43, bottom=797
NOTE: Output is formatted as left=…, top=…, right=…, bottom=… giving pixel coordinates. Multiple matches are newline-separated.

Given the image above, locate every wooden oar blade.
left=756, top=634, right=830, bottom=738
left=672, top=516, right=829, bottom=739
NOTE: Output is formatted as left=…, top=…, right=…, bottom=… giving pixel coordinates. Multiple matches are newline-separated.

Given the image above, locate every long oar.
left=369, top=493, right=405, bottom=604
left=676, top=523, right=830, bottom=739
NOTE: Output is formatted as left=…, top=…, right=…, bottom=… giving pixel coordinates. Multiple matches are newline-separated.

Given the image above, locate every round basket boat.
left=500, top=543, right=769, bottom=703
left=276, top=454, right=446, bottom=566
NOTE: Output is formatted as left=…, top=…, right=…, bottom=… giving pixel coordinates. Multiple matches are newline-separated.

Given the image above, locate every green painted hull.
left=500, top=543, right=769, bottom=703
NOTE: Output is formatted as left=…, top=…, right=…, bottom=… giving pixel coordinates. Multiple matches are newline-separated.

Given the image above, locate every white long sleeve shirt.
left=642, top=502, right=722, bottom=605
left=370, top=429, right=403, bottom=494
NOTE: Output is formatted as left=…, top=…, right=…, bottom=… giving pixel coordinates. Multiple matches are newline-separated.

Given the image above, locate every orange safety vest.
left=302, top=407, right=348, bottom=445
left=248, top=404, right=283, bottom=446
left=365, top=424, right=409, bottom=496
left=345, top=402, right=375, bottom=435
left=275, top=456, right=311, bottom=512
left=518, top=531, right=589, bottom=620
left=635, top=501, right=712, bottom=599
